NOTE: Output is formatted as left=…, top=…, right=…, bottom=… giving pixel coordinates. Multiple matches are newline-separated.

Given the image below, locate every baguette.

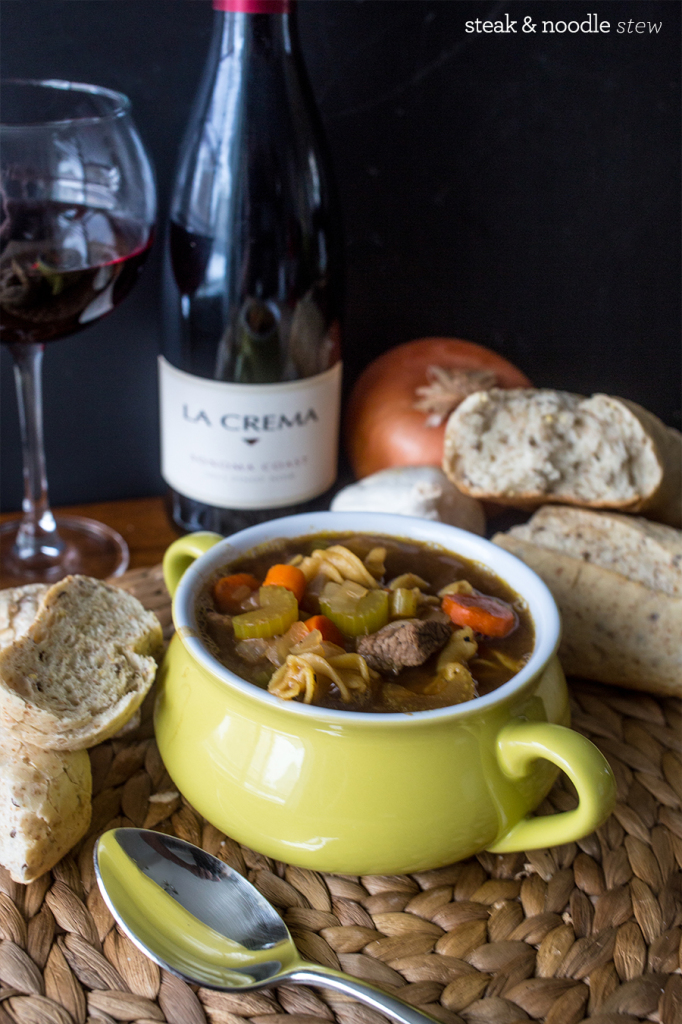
left=0, top=575, right=163, bottom=750
left=493, top=507, right=682, bottom=695
left=0, top=734, right=91, bottom=883
left=443, top=389, right=681, bottom=527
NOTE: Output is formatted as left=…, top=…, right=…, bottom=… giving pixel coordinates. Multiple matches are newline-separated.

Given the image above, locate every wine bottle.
left=160, top=0, right=342, bottom=535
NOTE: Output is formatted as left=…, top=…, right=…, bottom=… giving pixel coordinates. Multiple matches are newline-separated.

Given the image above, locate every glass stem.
left=9, top=342, right=65, bottom=564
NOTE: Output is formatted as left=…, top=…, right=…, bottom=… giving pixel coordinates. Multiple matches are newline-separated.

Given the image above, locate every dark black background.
left=1, top=0, right=680, bottom=512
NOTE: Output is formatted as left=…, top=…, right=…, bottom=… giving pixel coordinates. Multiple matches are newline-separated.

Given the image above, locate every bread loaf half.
left=493, top=506, right=682, bottom=695
left=0, top=575, right=163, bottom=750
left=0, top=734, right=91, bottom=882
left=444, top=389, right=681, bottom=527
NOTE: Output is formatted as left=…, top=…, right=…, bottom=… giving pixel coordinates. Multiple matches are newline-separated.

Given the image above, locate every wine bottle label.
left=159, top=357, right=342, bottom=510
left=213, top=1, right=290, bottom=12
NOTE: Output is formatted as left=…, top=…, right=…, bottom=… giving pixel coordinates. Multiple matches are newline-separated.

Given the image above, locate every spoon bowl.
left=94, top=828, right=438, bottom=1024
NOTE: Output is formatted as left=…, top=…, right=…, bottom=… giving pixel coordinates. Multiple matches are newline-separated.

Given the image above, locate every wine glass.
left=0, top=79, right=156, bottom=587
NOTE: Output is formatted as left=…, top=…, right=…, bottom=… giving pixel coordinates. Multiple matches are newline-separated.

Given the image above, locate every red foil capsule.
left=213, top=0, right=290, bottom=12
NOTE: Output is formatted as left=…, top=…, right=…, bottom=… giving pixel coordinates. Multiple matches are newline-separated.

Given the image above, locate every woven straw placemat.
left=0, top=564, right=680, bottom=1024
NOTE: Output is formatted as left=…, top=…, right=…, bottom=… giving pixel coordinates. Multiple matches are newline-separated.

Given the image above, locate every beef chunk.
left=357, top=618, right=452, bottom=675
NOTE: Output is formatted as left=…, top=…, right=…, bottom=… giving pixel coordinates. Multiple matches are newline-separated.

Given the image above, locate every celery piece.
left=320, top=587, right=389, bottom=637
left=232, top=586, right=298, bottom=640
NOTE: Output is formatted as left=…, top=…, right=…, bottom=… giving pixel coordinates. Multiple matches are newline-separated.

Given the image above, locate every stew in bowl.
left=197, top=532, right=534, bottom=713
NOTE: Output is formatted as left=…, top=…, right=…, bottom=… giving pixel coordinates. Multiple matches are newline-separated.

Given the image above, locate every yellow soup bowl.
left=156, top=512, right=615, bottom=876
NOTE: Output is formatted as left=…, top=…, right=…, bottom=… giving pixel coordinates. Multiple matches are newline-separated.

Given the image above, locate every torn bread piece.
left=493, top=507, right=682, bottom=695
left=0, top=733, right=91, bottom=883
left=0, top=575, right=163, bottom=750
left=443, top=389, right=681, bottom=527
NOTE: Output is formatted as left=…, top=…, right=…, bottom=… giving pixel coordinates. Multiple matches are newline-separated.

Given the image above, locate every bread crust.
left=493, top=521, right=682, bottom=696
left=0, top=734, right=91, bottom=882
left=0, top=584, right=49, bottom=649
left=507, top=506, right=682, bottom=596
left=620, top=399, right=682, bottom=526
left=330, top=466, right=486, bottom=535
left=0, top=575, right=163, bottom=750
left=444, top=389, right=681, bottom=528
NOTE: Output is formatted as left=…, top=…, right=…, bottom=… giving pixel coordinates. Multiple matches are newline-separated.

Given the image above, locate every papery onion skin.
left=346, top=337, right=531, bottom=479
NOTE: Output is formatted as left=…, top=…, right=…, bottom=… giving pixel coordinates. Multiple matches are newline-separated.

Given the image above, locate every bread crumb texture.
left=0, top=733, right=91, bottom=882
left=0, top=575, right=163, bottom=749
left=445, top=389, right=662, bottom=505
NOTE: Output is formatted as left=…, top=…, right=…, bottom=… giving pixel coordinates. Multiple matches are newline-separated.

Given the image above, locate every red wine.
left=0, top=200, right=152, bottom=346
left=161, top=0, right=343, bottom=536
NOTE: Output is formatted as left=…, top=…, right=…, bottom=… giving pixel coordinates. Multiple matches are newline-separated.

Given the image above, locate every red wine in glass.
left=0, top=200, right=152, bottom=346
left=0, top=79, right=156, bottom=588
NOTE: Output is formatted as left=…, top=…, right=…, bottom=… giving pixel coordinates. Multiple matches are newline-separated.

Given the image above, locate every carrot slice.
left=263, top=563, right=307, bottom=603
left=442, top=592, right=517, bottom=638
left=213, top=573, right=260, bottom=614
left=304, top=614, right=345, bottom=646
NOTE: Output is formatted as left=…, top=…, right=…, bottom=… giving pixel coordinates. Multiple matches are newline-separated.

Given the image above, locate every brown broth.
left=197, top=533, right=534, bottom=712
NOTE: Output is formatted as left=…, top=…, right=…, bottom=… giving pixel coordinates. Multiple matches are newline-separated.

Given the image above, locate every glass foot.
left=0, top=514, right=129, bottom=589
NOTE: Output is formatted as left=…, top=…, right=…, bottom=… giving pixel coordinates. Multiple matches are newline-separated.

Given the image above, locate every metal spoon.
left=94, top=828, right=438, bottom=1024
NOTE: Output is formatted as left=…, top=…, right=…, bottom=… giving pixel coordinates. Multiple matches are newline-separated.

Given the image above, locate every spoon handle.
left=285, top=963, right=440, bottom=1024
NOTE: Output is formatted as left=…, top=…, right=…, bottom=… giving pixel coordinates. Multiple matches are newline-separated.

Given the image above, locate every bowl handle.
left=487, top=720, right=616, bottom=853
left=163, top=532, right=223, bottom=598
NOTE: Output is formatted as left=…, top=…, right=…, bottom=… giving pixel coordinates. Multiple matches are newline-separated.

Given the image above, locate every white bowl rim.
left=172, top=511, right=561, bottom=724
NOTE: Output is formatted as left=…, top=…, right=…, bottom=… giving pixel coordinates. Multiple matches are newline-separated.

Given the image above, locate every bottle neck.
left=210, top=0, right=295, bottom=61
